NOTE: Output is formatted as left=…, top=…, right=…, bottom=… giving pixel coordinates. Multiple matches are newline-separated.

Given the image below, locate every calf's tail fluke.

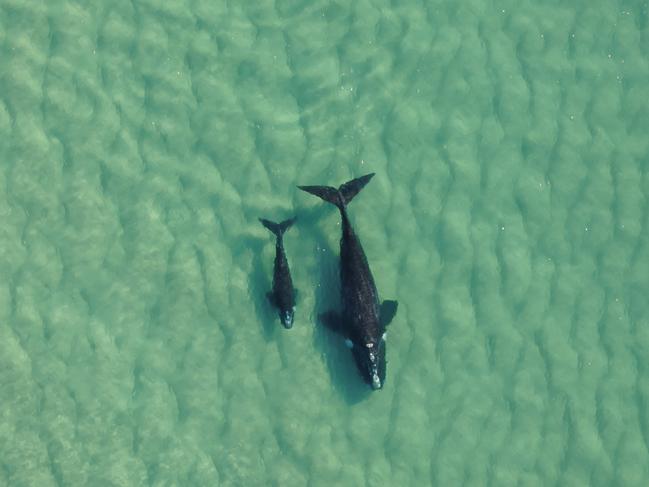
left=298, top=173, right=375, bottom=209
left=259, top=217, right=296, bottom=237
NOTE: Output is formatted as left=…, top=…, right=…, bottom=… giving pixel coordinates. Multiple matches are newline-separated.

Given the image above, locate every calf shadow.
left=237, top=233, right=278, bottom=341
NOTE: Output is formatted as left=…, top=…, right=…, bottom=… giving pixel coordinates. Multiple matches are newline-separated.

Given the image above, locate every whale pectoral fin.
left=266, top=292, right=276, bottom=306
left=380, top=300, right=398, bottom=328
left=319, top=310, right=343, bottom=334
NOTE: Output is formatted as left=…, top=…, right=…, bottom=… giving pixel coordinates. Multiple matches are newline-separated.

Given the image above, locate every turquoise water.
left=1, top=0, right=649, bottom=485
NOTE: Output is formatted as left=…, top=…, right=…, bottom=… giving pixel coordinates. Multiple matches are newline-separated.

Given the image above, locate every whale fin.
left=338, top=173, right=375, bottom=206
left=319, top=310, right=343, bottom=334
left=298, top=173, right=375, bottom=209
left=259, top=217, right=296, bottom=237
left=380, top=300, right=398, bottom=328
left=266, top=292, right=276, bottom=306
left=296, top=185, right=340, bottom=207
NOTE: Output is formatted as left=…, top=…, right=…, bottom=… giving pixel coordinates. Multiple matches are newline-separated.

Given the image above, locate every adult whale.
left=260, top=217, right=297, bottom=329
left=298, top=173, right=397, bottom=390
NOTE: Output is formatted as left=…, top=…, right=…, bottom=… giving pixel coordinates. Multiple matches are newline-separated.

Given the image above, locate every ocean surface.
left=1, top=0, right=648, bottom=485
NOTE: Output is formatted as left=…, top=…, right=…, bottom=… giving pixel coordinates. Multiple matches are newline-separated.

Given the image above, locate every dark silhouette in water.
left=298, top=173, right=398, bottom=390
left=259, top=217, right=297, bottom=329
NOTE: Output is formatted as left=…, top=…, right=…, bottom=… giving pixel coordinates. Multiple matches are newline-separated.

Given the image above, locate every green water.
left=1, top=0, right=648, bottom=485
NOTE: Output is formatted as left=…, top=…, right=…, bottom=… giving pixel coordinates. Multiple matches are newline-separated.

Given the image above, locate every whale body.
left=298, top=174, right=397, bottom=389
left=260, top=217, right=297, bottom=329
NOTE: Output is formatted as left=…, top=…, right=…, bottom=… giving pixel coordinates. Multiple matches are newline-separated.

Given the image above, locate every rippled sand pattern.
left=1, top=0, right=649, bottom=485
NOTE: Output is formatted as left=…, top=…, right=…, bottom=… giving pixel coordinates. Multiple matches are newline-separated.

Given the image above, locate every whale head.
left=351, top=337, right=386, bottom=390
left=280, top=308, right=294, bottom=329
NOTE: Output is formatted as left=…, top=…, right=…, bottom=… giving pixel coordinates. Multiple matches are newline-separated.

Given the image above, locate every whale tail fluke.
left=298, top=173, right=375, bottom=210
left=259, top=217, right=296, bottom=238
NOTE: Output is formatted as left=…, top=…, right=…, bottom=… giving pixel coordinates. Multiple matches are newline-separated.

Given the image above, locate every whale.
left=298, top=173, right=397, bottom=390
left=259, top=217, right=297, bottom=329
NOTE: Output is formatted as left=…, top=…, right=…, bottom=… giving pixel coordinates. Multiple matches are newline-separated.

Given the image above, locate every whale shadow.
left=299, top=205, right=372, bottom=404
left=238, top=233, right=279, bottom=341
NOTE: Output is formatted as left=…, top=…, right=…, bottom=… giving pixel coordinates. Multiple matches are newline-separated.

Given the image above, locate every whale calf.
left=298, top=173, right=397, bottom=389
left=260, top=217, right=297, bottom=329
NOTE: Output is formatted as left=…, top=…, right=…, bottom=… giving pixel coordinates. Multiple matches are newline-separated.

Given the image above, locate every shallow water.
left=1, top=0, right=649, bottom=485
